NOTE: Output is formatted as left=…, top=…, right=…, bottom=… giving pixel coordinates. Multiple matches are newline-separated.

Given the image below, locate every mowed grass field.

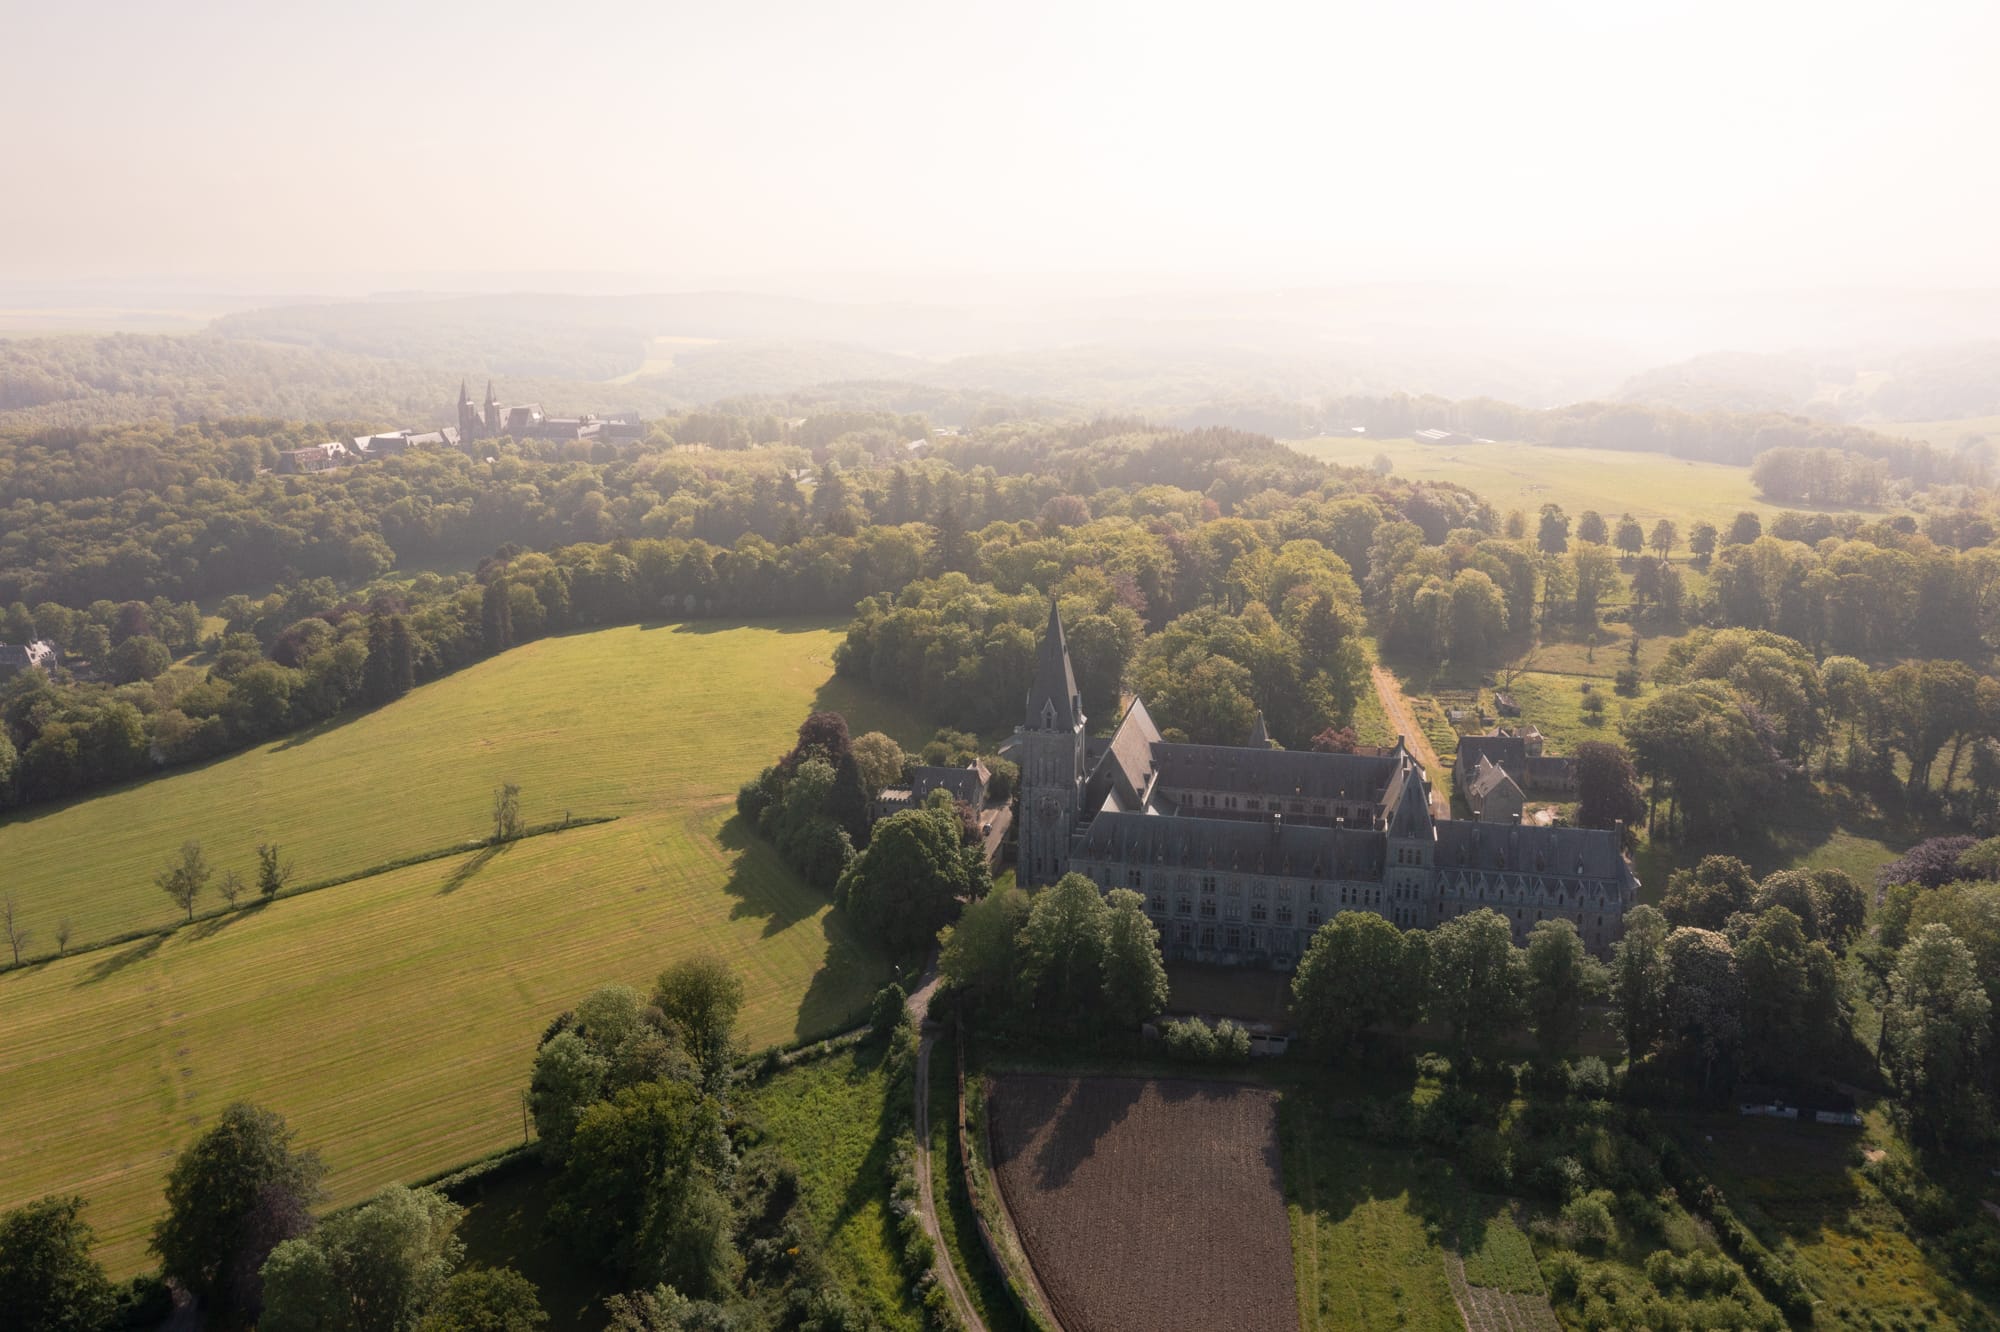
left=3, top=620, right=904, bottom=949
left=1288, top=437, right=1889, bottom=531
left=0, top=621, right=922, bottom=1275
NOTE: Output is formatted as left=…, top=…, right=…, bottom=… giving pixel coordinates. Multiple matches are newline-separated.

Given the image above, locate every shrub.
left=1544, top=1250, right=1583, bottom=1300
left=1559, top=1190, right=1618, bottom=1252
left=1160, top=1017, right=1251, bottom=1064
left=869, top=984, right=908, bottom=1043
left=1569, top=1056, right=1611, bottom=1100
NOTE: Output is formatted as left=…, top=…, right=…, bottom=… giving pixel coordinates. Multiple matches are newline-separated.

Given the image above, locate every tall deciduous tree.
left=1291, top=912, right=1428, bottom=1054
left=836, top=801, right=978, bottom=956
left=548, top=1081, right=732, bottom=1293
left=1883, top=924, right=1993, bottom=1148
left=1020, top=873, right=1110, bottom=1019
left=1100, top=888, right=1169, bottom=1028
left=259, top=1185, right=465, bottom=1332
left=1663, top=928, right=1741, bottom=1093
left=156, top=840, right=212, bottom=922
left=1524, top=918, right=1600, bottom=1063
left=1612, top=904, right=1670, bottom=1059
left=650, top=955, right=744, bottom=1086
left=1427, top=909, right=1524, bottom=1061
left=938, top=885, right=1031, bottom=1012
left=0, top=1195, right=116, bottom=1332
left=1572, top=741, right=1644, bottom=838
left=151, top=1102, right=327, bottom=1321
left=415, top=1268, right=548, bottom=1332
left=1660, top=855, right=1757, bottom=930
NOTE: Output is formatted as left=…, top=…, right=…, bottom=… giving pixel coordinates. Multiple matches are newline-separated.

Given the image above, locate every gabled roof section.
left=1382, top=759, right=1434, bottom=839
left=1025, top=597, right=1083, bottom=731
left=1466, top=755, right=1522, bottom=801
left=1088, top=696, right=1163, bottom=810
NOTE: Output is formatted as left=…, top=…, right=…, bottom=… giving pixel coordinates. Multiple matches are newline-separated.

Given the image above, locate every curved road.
left=907, top=966, right=988, bottom=1332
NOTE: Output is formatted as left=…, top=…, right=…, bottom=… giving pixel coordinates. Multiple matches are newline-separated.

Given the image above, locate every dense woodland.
left=6, top=391, right=2000, bottom=1324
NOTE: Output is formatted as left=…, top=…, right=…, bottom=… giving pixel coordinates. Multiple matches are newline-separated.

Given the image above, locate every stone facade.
left=1015, top=602, right=1639, bottom=963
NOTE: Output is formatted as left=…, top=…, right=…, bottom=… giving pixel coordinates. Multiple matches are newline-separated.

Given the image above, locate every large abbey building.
left=456, top=381, right=642, bottom=444
left=1015, top=602, right=1639, bottom=965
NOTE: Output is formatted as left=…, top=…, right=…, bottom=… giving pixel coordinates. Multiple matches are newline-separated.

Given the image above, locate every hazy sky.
left=7, top=0, right=1998, bottom=291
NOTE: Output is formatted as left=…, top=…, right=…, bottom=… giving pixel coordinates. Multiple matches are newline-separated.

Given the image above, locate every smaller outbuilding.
left=0, top=639, right=59, bottom=675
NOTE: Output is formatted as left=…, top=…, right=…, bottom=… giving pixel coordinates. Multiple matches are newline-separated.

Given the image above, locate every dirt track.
left=907, top=968, right=986, bottom=1332
left=1370, top=664, right=1451, bottom=816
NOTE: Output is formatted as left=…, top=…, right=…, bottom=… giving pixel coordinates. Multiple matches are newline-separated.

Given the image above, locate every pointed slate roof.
left=1247, top=710, right=1271, bottom=748
left=1025, top=598, right=1083, bottom=731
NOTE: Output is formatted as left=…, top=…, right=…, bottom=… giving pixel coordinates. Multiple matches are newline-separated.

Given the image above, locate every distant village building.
left=456, top=381, right=643, bottom=444
left=0, top=639, right=59, bottom=676
left=1015, top=602, right=1638, bottom=964
left=277, top=429, right=460, bottom=475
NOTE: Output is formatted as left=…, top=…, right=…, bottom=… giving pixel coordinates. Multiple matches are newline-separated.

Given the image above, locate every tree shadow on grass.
left=663, top=617, right=836, bottom=636
left=792, top=913, right=890, bottom=1042
left=187, top=899, right=268, bottom=941
left=79, top=932, right=165, bottom=986
left=716, top=814, right=828, bottom=940
left=437, top=843, right=507, bottom=895
left=268, top=702, right=381, bottom=753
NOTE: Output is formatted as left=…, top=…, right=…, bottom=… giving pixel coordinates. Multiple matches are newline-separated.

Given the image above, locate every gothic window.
left=1276, top=902, right=1293, bottom=924
left=1250, top=900, right=1268, bottom=923
left=1200, top=899, right=1217, bottom=920
left=1149, top=894, right=1166, bottom=916
left=1225, top=900, right=1243, bottom=922
left=1306, top=907, right=1322, bottom=927
left=1176, top=922, right=1192, bottom=945
left=1176, top=897, right=1193, bottom=917
left=1226, top=926, right=1242, bottom=949
left=1201, top=875, right=1218, bottom=895
left=1128, top=868, right=1143, bottom=890
left=1200, top=925, right=1216, bottom=949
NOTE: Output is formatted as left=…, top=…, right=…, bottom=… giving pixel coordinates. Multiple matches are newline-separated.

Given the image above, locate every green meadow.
left=0, top=621, right=922, bottom=1275
left=1287, top=437, right=1891, bottom=532
left=2, top=620, right=907, bottom=950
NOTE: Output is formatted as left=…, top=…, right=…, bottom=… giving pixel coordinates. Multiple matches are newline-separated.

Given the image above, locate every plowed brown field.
left=987, top=1074, right=1297, bottom=1332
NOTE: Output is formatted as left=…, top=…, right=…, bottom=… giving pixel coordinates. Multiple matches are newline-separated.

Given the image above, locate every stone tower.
left=483, top=380, right=500, bottom=438
left=1015, top=598, right=1088, bottom=886
left=457, top=380, right=478, bottom=441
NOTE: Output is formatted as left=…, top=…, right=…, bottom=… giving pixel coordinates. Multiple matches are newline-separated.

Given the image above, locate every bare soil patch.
left=987, top=1074, right=1297, bottom=1332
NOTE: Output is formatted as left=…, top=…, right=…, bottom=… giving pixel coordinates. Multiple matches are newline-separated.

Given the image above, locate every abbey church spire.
left=1025, top=597, right=1083, bottom=731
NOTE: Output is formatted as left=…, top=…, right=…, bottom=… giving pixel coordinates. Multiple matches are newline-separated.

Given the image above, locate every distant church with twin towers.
left=1012, top=601, right=1640, bottom=967
left=456, top=380, right=642, bottom=444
